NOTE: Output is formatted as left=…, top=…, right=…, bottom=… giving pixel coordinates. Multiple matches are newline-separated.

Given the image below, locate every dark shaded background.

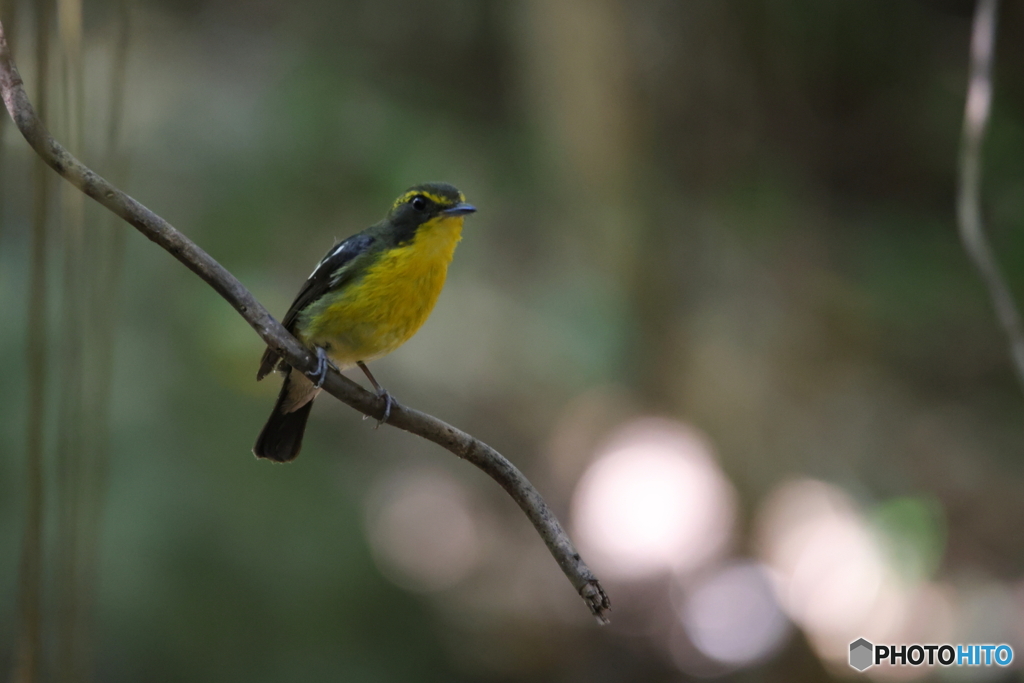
left=2, top=0, right=1024, bottom=680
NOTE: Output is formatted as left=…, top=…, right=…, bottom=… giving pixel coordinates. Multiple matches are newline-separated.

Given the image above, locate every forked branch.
left=0, top=19, right=610, bottom=623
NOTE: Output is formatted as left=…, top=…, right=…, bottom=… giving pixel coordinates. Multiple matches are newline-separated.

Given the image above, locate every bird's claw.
left=361, top=389, right=394, bottom=427
left=374, top=390, right=394, bottom=428
left=355, top=360, right=393, bottom=427
left=307, top=347, right=332, bottom=389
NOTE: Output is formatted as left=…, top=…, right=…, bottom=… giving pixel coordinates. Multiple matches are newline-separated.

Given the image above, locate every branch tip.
left=581, top=581, right=611, bottom=625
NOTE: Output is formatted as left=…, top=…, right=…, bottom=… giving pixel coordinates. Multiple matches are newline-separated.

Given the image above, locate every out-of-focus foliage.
left=2, top=0, right=1024, bottom=681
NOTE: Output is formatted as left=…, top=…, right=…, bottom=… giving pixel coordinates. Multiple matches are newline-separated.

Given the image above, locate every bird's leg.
left=357, top=361, right=393, bottom=426
left=307, top=346, right=335, bottom=389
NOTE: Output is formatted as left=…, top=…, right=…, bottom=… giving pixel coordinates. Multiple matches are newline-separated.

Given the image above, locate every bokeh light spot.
left=571, top=418, right=736, bottom=580
left=365, top=469, right=480, bottom=593
left=680, top=562, right=791, bottom=666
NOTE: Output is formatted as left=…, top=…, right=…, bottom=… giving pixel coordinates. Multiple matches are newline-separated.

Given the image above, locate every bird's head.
left=386, top=182, right=476, bottom=244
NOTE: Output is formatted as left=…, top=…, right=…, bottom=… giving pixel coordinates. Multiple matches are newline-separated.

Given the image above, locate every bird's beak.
left=442, top=202, right=477, bottom=217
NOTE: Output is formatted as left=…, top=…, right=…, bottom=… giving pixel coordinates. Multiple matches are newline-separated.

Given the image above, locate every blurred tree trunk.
left=517, top=0, right=682, bottom=409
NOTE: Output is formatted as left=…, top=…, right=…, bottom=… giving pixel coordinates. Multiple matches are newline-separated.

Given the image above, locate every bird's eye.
left=411, top=196, right=427, bottom=211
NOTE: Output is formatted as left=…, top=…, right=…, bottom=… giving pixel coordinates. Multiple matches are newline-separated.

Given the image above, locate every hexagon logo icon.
left=849, top=638, right=874, bottom=671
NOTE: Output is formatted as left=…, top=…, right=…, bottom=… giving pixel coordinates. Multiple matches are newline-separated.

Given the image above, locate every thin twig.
left=77, top=2, right=134, bottom=679
left=957, top=0, right=1024, bottom=391
left=12, top=2, right=52, bottom=682
left=0, top=19, right=610, bottom=623
left=55, top=0, right=88, bottom=677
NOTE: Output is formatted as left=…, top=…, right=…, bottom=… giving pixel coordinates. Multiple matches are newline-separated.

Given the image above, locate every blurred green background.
left=2, top=0, right=1024, bottom=681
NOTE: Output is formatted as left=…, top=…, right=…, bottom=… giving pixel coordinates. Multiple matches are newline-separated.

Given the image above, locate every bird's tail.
left=253, top=370, right=318, bottom=462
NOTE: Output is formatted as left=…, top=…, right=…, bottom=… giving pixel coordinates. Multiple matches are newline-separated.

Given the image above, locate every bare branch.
left=957, top=0, right=1024, bottom=391
left=0, top=19, right=610, bottom=623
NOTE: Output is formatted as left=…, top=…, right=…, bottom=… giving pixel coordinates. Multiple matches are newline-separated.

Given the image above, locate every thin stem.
left=55, top=0, right=87, bottom=677
left=957, top=0, right=1024, bottom=391
left=76, top=2, right=134, bottom=679
left=13, top=2, right=53, bottom=681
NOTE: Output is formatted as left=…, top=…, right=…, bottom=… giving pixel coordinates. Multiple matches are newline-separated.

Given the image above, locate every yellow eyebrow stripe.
left=391, top=190, right=465, bottom=210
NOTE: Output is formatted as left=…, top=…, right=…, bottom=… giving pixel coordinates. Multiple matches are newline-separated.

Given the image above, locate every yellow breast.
left=303, top=215, right=464, bottom=366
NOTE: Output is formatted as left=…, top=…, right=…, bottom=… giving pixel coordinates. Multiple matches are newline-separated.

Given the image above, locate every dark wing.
left=257, top=232, right=376, bottom=380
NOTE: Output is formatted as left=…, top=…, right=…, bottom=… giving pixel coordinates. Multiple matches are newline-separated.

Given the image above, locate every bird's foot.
left=356, top=360, right=393, bottom=427
left=377, top=389, right=393, bottom=427
left=306, top=347, right=335, bottom=389
left=362, top=388, right=394, bottom=428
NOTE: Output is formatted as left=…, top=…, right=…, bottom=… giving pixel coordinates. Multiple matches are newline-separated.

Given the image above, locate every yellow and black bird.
left=254, top=182, right=476, bottom=462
